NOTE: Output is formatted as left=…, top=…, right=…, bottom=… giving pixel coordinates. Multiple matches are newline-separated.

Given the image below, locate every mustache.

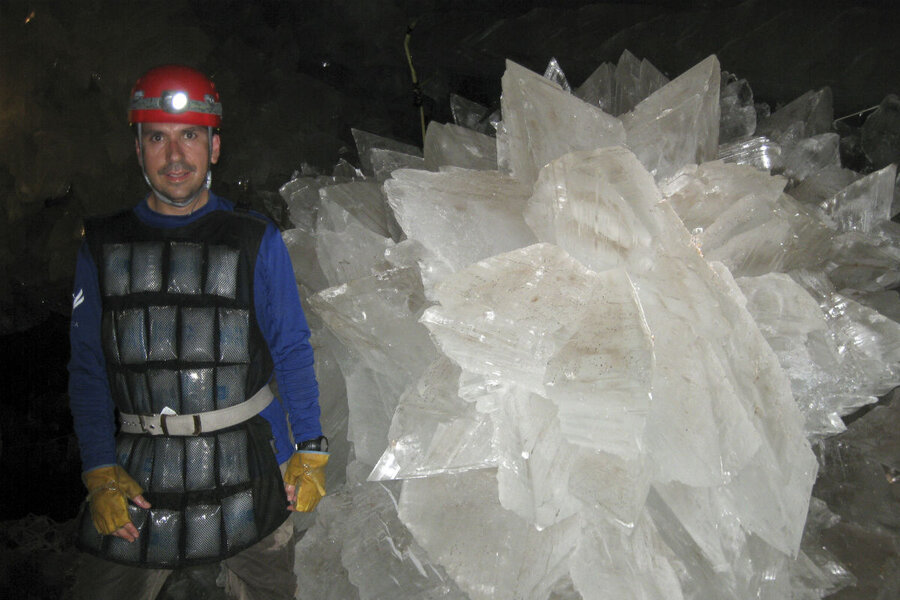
left=158, top=162, right=196, bottom=175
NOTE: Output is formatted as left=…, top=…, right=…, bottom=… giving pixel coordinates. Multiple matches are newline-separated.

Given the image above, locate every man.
left=67, top=64, right=327, bottom=599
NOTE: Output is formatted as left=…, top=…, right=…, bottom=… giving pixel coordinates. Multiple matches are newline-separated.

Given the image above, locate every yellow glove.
left=284, top=452, right=328, bottom=512
left=82, top=465, right=144, bottom=535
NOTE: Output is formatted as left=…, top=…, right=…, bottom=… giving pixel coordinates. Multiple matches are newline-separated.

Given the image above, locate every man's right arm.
left=68, top=242, right=117, bottom=471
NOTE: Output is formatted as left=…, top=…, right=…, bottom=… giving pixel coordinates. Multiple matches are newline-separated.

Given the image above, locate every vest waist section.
left=119, top=385, right=273, bottom=436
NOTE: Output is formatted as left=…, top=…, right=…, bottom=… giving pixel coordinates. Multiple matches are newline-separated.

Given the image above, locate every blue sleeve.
left=68, top=242, right=117, bottom=472
left=254, top=223, right=323, bottom=448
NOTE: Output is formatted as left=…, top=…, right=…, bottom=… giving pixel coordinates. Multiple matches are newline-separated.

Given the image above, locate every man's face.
left=136, top=122, right=221, bottom=213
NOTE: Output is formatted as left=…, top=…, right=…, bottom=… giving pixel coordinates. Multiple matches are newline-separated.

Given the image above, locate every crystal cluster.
left=285, top=51, right=899, bottom=599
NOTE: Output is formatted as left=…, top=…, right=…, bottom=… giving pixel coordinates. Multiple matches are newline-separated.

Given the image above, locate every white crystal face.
left=352, top=128, right=423, bottom=177
left=315, top=194, right=394, bottom=287
left=424, top=121, right=498, bottom=172
left=662, top=160, right=833, bottom=277
left=500, top=59, right=626, bottom=187
left=384, top=167, right=536, bottom=297
left=622, top=55, right=721, bottom=181
left=543, top=267, right=654, bottom=460
left=820, top=163, right=897, bottom=233
left=524, top=146, right=663, bottom=274
left=421, top=243, right=604, bottom=395
left=369, top=357, right=498, bottom=481
left=310, top=267, right=438, bottom=465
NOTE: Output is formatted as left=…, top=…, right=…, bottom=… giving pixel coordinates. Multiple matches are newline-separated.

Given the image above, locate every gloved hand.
left=82, top=465, right=146, bottom=537
left=284, top=451, right=328, bottom=512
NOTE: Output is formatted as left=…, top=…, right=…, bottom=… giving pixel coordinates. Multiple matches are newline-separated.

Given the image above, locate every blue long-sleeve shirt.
left=68, top=193, right=321, bottom=471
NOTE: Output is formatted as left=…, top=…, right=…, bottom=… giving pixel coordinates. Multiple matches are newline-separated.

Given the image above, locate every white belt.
left=118, top=385, right=274, bottom=436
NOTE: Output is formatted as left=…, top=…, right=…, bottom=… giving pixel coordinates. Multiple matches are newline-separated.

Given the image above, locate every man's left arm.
left=254, top=223, right=327, bottom=511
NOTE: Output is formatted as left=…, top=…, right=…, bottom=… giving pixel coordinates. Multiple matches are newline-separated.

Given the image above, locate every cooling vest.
left=75, top=207, right=288, bottom=568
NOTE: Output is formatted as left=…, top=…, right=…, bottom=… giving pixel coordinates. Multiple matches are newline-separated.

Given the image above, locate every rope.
left=404, top=20, right=426, bottom=146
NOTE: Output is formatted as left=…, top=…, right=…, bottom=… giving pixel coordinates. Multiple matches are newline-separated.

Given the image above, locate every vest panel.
left=77, top=208, right=286, bottom=568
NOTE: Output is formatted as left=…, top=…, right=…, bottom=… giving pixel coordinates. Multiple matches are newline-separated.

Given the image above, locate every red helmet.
left=128, top=65, right=222, bottom=127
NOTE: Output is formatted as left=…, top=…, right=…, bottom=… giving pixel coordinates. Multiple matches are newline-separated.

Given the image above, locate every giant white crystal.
left=542, top=266, right=654, bottom=460
left=398, top=469, right=582, bottom=600
left=288, top=48, right=900, bottom=600
left=613, top=49, right=670, bottom=116
left=352, top=128, right=423, bottom=178
left=756, top=88, right=834, bottom=144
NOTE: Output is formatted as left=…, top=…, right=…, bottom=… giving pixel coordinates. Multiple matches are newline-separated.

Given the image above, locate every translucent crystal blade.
left=823, top=293, right=900, bottom=399
left=662, top=160, right=788, bottom=236
left=573, top=62, right=615, bottom=113
left=309, top=268, right=438, bottom=465
left=310, top=328, right=352, bottom=492
left=351, top=128, right=422, bottom=177
left=369, top=147, right=426, bottom=182
left=383, top=167, right=535, bottom=294
left=543, top=267, right=653, bottom=460
left=622, top=55, right=720, bottom=180
left=861, top=94, right=900, bottom=169
left=449, top=93, right=496, bottom=135
left=282, top=227, right=329, bottom=295
left=500, top=59, right=625, bottom=186
left=491, top=387, right=582, bottom=528
left=421, top=243, right=603, bottom=395
left=524, top=146, right=662, bottom=274
left=423, top=122, right=498, bottom=172
left=614, top=50, right=669, bottom=116
left=570, top=510, right=685, bottom=600
left=315, top=197, right=393, bottom=287
left=369, top=357, right=497, bottom=481
left=781, top=132, right=840, bottom=184
left=719, top=75, right=757, bottom=144
left=717, top=136, right=784, bottom=173
left=820, top=164, right=897, bottom=233
left=788, top=165, right=860, bottom=207
left=398, top=469, right=581, bottom=600
left=542, top=57, right=571, bottom=92
left=661, top=160, right=833, bottom=276
left=319, top=180, right=395, bottom=238
left=341, top=477, right=467, bottom=599
left=825, top=222, right=900, bottom=292
left=636, top=254, right=765, bottom=488
left=293, top=491, right=359, bottom=598
left=757, top=88, right=834, bottom=143
left=736, top=273, right=847, bottom=437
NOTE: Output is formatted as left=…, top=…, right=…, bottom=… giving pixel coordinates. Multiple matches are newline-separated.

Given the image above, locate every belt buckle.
left=139, top=414, right=163, bottom=435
